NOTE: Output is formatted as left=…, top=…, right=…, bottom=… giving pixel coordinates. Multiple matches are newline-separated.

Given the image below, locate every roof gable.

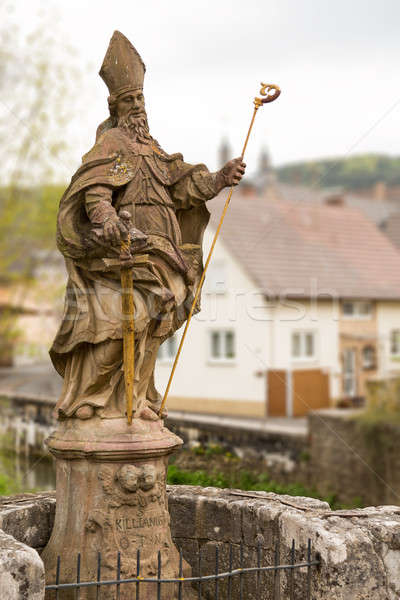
left=207, top=192, right=400, bottom=300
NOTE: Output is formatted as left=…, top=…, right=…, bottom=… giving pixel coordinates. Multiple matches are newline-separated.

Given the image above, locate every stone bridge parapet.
left=0, top=487, right=400, bottom=598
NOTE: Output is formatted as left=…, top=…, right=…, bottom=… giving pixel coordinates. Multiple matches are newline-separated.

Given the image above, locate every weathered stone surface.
left=168, top=487, right=400, bottom=599
left=2, top=487, right=400, bottom=598
left=35, top=415, right=189, bottom=600
left=0, top=528, right=44, bottom=600
left=0, top=493, right=56, bottom=551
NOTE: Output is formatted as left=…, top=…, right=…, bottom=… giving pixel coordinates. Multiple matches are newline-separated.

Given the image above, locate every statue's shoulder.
left=151, top=139, right=183, bottom=163
left=82, top=128, right=130, bottom=164
left=151, top=142, right=206, bottom=183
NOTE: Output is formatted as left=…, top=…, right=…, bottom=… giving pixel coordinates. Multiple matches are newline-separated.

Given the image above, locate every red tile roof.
left=207, top=191, right=400, bottom=300
left=384, top=212, right=400, bottom=251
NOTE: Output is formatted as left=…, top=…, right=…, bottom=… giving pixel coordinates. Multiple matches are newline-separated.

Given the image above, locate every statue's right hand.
left=103, top=215, right=129, bottom=246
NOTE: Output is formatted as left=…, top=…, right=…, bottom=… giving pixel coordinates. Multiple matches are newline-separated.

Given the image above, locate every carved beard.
left=117, top=112, right=152, bottom=143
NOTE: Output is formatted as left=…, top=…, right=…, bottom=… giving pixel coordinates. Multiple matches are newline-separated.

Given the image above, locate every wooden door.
left=267, top=370, right=287, bottom=416
left=292, top=369, right=330, bottom=416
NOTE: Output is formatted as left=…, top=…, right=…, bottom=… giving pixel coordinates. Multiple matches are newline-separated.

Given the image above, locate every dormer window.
left=342, top=301, right=373, bottom=319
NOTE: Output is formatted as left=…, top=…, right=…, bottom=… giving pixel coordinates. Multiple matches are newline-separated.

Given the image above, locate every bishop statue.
left=50, top=31, right=246, bottom=422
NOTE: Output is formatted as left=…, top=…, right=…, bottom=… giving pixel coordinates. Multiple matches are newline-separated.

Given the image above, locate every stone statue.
left=42, top=31, right=245, bottom=599
left=49, top=30, right=245, bottom=423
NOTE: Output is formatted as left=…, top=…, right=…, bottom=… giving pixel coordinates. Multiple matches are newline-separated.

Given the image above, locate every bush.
left=166, top=465, right=360, bottom=510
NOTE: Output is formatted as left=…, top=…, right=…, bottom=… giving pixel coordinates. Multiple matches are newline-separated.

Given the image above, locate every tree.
left=276, top=154, right=400, bottom=191
left=0, top=1, right=82, bottom=278
left=0, top=2, right=82, bottom=362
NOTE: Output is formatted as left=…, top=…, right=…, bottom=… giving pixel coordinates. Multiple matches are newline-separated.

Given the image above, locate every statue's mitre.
left=99, top=31, right=146, bottom=97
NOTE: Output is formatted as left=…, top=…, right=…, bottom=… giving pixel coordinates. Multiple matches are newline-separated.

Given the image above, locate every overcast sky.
left=4, top=0, right=400, bottom=179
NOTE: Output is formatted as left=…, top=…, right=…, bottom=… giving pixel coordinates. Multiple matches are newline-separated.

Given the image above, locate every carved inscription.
left=84, top=462, right=176, bottom=579
left=115, top=514, right=167, bottom=531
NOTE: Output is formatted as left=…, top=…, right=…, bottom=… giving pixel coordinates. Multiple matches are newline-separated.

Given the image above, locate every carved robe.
left=50, top=126, right=216, bottom=418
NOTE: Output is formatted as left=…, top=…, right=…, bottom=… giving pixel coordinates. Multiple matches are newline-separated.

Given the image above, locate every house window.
left=291, top=331, right=315, bottom=359
left=362, top=345, right=376, bottom=370
left=342, top=301, right=373, bottom=319
left=209, top=330, right=235, bottom=361
left=391, top=330, right=400, bottom=357
left=343, top=348, right=357, bottom=397
left=206, top=261, right=227, bottom=294
left=157, top=336, right=177, bottom=362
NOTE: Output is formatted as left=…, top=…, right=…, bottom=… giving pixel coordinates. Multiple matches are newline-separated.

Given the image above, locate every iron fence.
left=45, top=539, right=320, bottom=599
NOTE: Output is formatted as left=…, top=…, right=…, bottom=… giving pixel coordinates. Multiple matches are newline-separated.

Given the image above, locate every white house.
left=156, top=190, right=400, bottom=417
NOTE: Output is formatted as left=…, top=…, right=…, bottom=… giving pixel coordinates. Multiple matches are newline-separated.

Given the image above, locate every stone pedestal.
left=42, top=417, right=193, bottom=599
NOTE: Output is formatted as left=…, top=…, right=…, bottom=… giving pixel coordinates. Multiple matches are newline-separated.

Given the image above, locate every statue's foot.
left=148, top=400, right=168, bottom=419
left=75, top=405, right=95, bottom=420
left=138, top=400, right=168, bottom=421
left=139, top=405, right=160, bottom=421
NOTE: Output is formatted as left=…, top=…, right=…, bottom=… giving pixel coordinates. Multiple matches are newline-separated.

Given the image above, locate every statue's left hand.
left=216, top=157, right=246, bottom=192
left=119, top=211, right=147, bottom=252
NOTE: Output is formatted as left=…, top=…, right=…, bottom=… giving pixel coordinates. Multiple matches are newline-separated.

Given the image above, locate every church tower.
left=218, top=137, right=232, bottom=168
left=259, top=146, right=271, bottom=174
left=257, top=145, right=276, bottom=191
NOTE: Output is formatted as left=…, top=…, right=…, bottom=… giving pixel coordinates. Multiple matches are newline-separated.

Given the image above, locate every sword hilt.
left=119, top=210, right=132, bottom=260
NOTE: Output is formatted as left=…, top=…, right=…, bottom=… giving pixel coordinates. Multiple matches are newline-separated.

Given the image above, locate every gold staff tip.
left=258, top=83, right=281, bottom=104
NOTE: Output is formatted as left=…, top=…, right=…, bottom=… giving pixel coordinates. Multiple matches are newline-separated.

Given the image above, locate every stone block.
left=193, top=489, right=242, bottom=544
left=174, top=537, right=199, bottom=575
left=0, top=529, right=44, bottom=600
left=0, top=493, right=56, bottom=550
left=168, top=485, right=199, bottom=539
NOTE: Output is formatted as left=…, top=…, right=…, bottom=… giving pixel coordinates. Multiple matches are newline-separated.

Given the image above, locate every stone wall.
left=1, top=488, right=400, bottom=599
left=0, top=394, right=307, bottom=470
left=308, top=409, right=400, bottom=506
left=167, top=413, right=306, bottom=465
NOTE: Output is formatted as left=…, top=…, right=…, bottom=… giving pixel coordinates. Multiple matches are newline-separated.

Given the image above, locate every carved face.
left=117, top=465, right=141, bottom=493
left=116, top=89, right=145, bottom=119
left=139, top=464, right=156, bottom=491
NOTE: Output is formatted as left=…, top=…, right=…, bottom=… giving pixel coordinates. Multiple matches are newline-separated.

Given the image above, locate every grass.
left=0, top=472, right=19, bottom=496
left=167, top=464, right=362, bottom=510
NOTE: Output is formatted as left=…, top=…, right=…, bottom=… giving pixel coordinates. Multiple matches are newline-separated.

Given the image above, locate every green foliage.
left=0, top=472, right=18, bottom=496
left=276, top=153, right=400, bottom=190
left=0, top=185, right=63, bottom=280
left=360, top=378, right=400, bottom=426
left=167, top=464, right=229, bottom=488
left=204, top=444, right=225, bottom=457
left=299, top=450, right=311, bottom=462
left=190, top=443, right=237, bottom=458
left=167, top=465, right=361, bottom=510
left=0, top=4, right=81, bottom=281
left=191, top=445, right=205, bottom=456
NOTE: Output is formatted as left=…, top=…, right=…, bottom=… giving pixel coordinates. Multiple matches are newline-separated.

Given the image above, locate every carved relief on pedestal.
left=85, top=463, right=173, bottom=579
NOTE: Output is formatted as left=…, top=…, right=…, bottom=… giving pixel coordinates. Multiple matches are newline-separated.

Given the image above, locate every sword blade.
left=121, top=264, right=135, bottom=424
